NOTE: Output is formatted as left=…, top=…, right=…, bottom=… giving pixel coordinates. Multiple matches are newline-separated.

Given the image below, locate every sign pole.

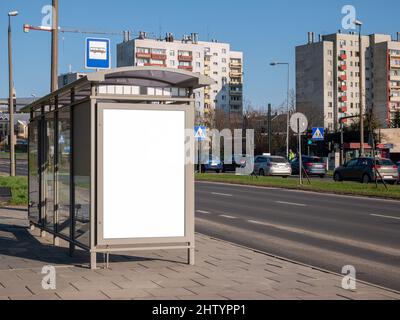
left=298, top=118, right=303, bottom=185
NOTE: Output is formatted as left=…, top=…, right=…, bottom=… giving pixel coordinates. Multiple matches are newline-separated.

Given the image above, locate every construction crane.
left=23, top=24, right=133, bottom=40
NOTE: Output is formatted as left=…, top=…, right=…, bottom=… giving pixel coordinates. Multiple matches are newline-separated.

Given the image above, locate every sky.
left=0, top=0, right=399, bottom=110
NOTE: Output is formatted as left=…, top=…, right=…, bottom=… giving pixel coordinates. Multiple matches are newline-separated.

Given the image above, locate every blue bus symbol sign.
left=85, top=38, right=111, bottom=70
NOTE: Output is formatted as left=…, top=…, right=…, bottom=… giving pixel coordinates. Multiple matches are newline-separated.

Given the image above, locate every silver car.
left=254, top=156, right=292, bottom=177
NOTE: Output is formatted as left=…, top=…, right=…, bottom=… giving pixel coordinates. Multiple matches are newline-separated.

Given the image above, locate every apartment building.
left=117, top=32, right=244, bottom=125
left=296, top=31, right=400, bottom=131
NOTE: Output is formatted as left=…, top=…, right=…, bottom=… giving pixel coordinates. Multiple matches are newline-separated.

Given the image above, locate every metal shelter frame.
left=23, top=67, right=214, bottom=269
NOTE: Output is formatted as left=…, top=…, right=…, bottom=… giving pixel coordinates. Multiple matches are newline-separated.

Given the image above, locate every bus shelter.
left=23, top=67, right=213, bottom=269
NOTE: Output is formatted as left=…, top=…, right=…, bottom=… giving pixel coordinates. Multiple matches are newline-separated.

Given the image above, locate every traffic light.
left=307, top=130, right=313, bottom=146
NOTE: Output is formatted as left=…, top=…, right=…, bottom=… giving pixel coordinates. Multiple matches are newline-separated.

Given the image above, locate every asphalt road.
left=195, top=181, right=400, bottom=291
left=0, top=159, right=28, bottom=176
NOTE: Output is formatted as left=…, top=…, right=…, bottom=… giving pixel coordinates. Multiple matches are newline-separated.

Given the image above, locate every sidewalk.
left=0, top=208, right=399, bottom=300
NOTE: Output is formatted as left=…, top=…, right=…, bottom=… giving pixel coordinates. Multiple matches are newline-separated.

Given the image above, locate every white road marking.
left=275, top=201, right=307, bottom=207
left=220, top=215, right=237, bottom=219
left=248, top=220, right=269, bottom=226
left=196, top=210, right=211, bottom=214
left=212, top=192, right=233, bottom=197
left=245, top=220, right=400, bottom=257
left=370, top=214, right=400, bottom=221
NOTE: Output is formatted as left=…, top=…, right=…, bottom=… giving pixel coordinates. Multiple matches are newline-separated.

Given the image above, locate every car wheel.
left=259, top=169, right=265, bottom=176
left=334, top=172, right=342, bottom=182
left=387, top=181, right=396, bottom=185
left=282, top=176, right=288, bottom=179
left=215, top=170, right=221, bottom=174
left=362, top=174, right=371, bottom=184
left=319, top=175, right=325, bottom=179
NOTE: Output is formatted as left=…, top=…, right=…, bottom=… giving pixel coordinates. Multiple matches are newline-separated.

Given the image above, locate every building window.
left=137, top=47, right=150, bottom=53
left=170, top=60, right=175, bottom=66
left=169, top=50, right=175, bottom=56
left=196, top=62, right=201, bottom=68
left=222, top=48, right=227, bottom=54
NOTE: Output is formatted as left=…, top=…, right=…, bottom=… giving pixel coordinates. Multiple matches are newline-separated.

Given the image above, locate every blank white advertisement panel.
left=102, top=108, right=186, bottom=239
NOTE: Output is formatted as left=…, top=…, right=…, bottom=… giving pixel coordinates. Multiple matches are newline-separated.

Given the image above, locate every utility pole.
left=51, top=0, right=59, bottom=92
left=270, top=62, right=290, bottom=160
left=268, top=103, right=272, bottom=154
left=8, top=11, right=18, bottom=177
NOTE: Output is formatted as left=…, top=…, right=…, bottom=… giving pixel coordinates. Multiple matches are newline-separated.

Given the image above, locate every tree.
left=391, top=111, right=400, bottom=129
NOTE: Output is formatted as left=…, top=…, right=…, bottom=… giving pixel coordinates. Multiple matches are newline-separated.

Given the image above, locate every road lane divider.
left=211, top=192, right=233, bottom=197
left=219, top=215, right=237, bottom=219
left=370, top=214, right=400, bottom=221
left=275, top=201, right=307, bottom=207
left=196, top=210, right=212, bottom=215
left=245, top=219, right=400, bottom=257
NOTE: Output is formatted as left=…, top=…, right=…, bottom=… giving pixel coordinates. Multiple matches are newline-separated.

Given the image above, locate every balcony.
left=390, top=95, right=400, bottom=102
left=178, top=65, right=193, bottom=71
left=230, top=62, right=242, bottom=68
left=178, top=55, right=193, bottom=62
left=390, top=62, right=400, bottom=69
left=339, top=54, right=347, bottom=60
left=339, top=74, right=347, bottom=81
left=339, top=64, right=347, bottom=71
left=136, top=52, right=152, bottom=59
left=151, top=53, right=167, bottom=60
left=339, top=85, right=348, bottom=92
left=339, top=106, right=348, bottom=113
left=339, top=96, right=347, bottom=102
left=144, top=63, right=167, bottom=67
left=230, top=71, right=243, bottom=77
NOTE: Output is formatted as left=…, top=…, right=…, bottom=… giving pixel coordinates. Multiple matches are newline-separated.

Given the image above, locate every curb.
left=196, top=179, right=400, bottom=202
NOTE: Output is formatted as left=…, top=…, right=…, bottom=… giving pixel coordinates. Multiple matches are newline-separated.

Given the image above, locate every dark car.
left=334, top=158, right=399, bottom=184
left=200, top=156, right=224, bottom=173
left=222, top=155, right=249, bottom=172
left=291, top=156, right=327, bottom=178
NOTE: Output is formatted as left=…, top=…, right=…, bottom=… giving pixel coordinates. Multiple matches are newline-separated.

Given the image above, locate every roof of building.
left=22, top=67, right=215, bottom=113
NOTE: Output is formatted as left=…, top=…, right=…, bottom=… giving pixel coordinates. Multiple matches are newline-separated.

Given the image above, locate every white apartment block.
left=296, top=31, right=400, bottom=131
left=117, top=33, right=244, bottom=124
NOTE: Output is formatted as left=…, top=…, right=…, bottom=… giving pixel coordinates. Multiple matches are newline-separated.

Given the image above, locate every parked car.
left=397, top=161, right=400, bottom=184
left=254, top=155, right=292, bottom=177
left=222, top=155, right=250, bottom=172
left=334, top=158, right=399, bottom=184
left=200, top=156, right=224, bottom=173
left=291, top=156, right=327, bottom=178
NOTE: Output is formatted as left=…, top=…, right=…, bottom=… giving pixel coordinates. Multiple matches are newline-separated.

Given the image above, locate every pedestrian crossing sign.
left=312, top=127, right=325, bottom=141
left=194, top=126, right=207, bottom=141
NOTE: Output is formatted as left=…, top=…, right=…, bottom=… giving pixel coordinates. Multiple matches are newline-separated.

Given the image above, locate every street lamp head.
left=354, top=20, right=363, bottom=26
left=270, top=62, right=277, bottom=66
left=8, top=11, right=19, bottom=17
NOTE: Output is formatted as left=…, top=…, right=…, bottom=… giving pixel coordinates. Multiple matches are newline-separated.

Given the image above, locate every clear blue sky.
left=0, top=0, right=399, bottom=109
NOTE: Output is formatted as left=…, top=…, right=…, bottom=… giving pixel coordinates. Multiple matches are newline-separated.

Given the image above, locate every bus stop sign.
left=85, top=38, right=111, bottom=70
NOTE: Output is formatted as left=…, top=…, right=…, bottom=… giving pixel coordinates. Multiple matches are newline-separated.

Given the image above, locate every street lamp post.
left=355, top=20, right=364, bottom=156
left=51, top=0, right=59, bottom=92
left=270, top=62, right=290, bottom=159
left=8, top=11, right=18, bottom=177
